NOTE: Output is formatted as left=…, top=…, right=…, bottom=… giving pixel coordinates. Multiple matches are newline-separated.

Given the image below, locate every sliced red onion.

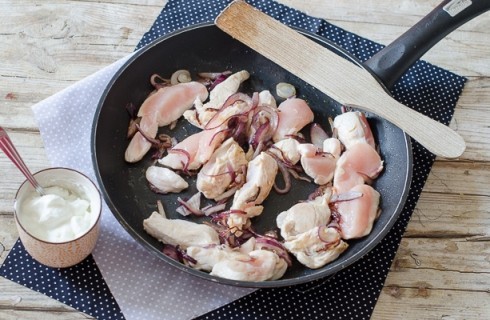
left=156, top=200, right=166, bottom=218
left=276, top=82, right=296, bottom=99
left=228, top=114, right=250, bottom=147
left=330, top=191, right=363, bottom=203
left=127, top=117, right=141, bottom=139
left=310, top=123, right=329, bottom=148
left=162, top=244, right=181, bottom=261
left=266, top=149, right=296, bottom=169
left=288, top=168, right=311, bottom=183
left=249, top=105, right=279, bottom=148
left=249, top=120, right=270, bottom=149
left=204, top=93, right=253, bottom=130
left=201, top=203, right=226, bottom=216
left=251, top=140, right=265, bottom=159
left=202, top=71, right=232, bottom=91
left=176, top=205, right=191, bottom=216
left=208, top=73, right=229, bottom=91
left=284, top=133, right=307, bottom=143
left=150, top=74, right=171, bottom=89
left=255, top=237, right=292, bottom=266
left=211, top=209, right=246, bottom=224
left=307, top=186, right=326, bottom=201
left=168, top=148, right=191, bottom=172
left=170, top=70, right=191, bottom=85
left=135, top=124, right=159, bottom=145
left=317, top=226, right=341, bottom=248
left=264, top=229, right=279, bottom=239
left=198, top=71, right=232, bottom=80
left=162, top=245, right=197, bottom=265
left=273, top=160, right=292, bottom=194
left=200, top=163, right=235, bottom=180
left=226, top=162, right=237, bottom=182
left=232, top=230, right=255, bottom=247
left=176, top=192, right=203, bottom=217
left=327, top=220, right=342, bottom=233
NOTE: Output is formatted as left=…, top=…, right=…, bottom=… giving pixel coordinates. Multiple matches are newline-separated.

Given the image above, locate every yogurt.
left=16, top=185, right=95, bottom=243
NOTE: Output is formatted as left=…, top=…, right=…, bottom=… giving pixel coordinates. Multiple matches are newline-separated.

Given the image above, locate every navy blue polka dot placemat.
left=0, top=0, right=466, bottom=319
left=0, top=239, right=125, bottom=319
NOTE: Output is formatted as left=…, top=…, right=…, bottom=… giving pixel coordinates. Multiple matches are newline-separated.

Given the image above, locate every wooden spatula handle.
left=216, top=0, right=466, bottom=159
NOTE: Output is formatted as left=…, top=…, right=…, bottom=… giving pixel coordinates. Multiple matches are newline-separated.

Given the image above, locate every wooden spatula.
left=215, top=0, right=466, bottom=159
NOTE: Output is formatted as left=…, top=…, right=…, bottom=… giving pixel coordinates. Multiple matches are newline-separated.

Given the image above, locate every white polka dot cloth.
left=0, top=0, right=467, bottom=320
left=29, top=53, right=253, bottom=320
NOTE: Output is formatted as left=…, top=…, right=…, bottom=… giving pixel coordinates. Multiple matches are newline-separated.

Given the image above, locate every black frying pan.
left=91, top=0, right=489, bottom=287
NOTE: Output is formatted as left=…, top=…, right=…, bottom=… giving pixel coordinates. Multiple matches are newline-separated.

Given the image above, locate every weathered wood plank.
left=424, top=161, right=490, bottom=196
left=395, top=238, right=490, bottom=274
left=384, top=267, right=490, bottom=293
left=407, top=193, right=490, bottom=238
left=0, top=279, right=91, bottom=319
left=450, top=77, right=490, bottom=162
left=283, top=0, right=490, bottom=77
left=0, top=1, right=161, bottom=81
left=374, top=288, right=490, bottom=320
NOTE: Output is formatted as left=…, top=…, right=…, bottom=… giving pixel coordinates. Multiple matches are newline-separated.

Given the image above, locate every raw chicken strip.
left=145, top=166, right=188, bottom=194
left=333, top=142, right=383, bottom=193
left=138, top=82, right=208, bottom=126
left=298, top=144, right=337, bottom=185
left=124, top=115, right=158, bottom=163
left=227, top=152, right=278, bottom=230
left=333, top=111, right=375, bottom=149
left=258, top=90, right=277, bottom=108
left=125, top=82, right=208, bottom=163
left=186, top=238, right=256, bottom=272
left=268, top=138, right=301, bottom=165
left=162, top=97, right=255, bottom=171
left=334, top=184, right=381, bottom=240
left=158, top=130, right=205, bottom=171
left=284, top=226, right=348, bottom=269
left=184, top=70, right=250, bottom=127
left=273, top=98, right=314, bottom=142
left=143, top=212, right=219, bottom=249
left=276, top=189, right=332, bottom=240
left=193, top=126, right=227, bottom=166
left=323, top=138, right=342, bottom=158
left=197, top=138, right=248, bottom=200
left=210, top=249, right=285, bottom=281
left=203, top=70, right=250, bottom=110
left=186, top=245, right=242, bottom=272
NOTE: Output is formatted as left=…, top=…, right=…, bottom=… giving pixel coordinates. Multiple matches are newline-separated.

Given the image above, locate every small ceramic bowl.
left=14, top=167, right=102, bottom=268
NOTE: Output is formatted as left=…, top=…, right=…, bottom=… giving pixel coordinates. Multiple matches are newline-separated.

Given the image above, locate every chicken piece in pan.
left=196, top=138, right=248, bottom=201
left=125, top=81, right=208, bottom=163
left=227, top=152, right=278, bottom=231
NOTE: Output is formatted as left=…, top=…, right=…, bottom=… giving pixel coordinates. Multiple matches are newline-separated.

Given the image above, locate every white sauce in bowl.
left=16, top=186, right=95, bottom=243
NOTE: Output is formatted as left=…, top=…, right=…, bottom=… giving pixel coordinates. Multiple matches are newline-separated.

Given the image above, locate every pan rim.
left=91, top=22, right=413, bottom=288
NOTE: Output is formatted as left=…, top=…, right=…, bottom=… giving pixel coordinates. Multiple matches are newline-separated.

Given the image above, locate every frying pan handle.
left=364, top=0, right=490, bottom=89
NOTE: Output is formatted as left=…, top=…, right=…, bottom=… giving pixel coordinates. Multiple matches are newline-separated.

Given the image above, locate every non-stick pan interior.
left=92, top=23, right=412, bottom=287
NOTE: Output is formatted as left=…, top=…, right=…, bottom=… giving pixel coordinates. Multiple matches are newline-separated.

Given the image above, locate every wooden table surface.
left=0, top=0, right=489, bottom=319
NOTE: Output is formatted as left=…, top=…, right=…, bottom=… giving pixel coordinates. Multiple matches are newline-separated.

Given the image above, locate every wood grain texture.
left=0, top=0, right=488, bottom=319
left=216, top=0, right=466, bottom=158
